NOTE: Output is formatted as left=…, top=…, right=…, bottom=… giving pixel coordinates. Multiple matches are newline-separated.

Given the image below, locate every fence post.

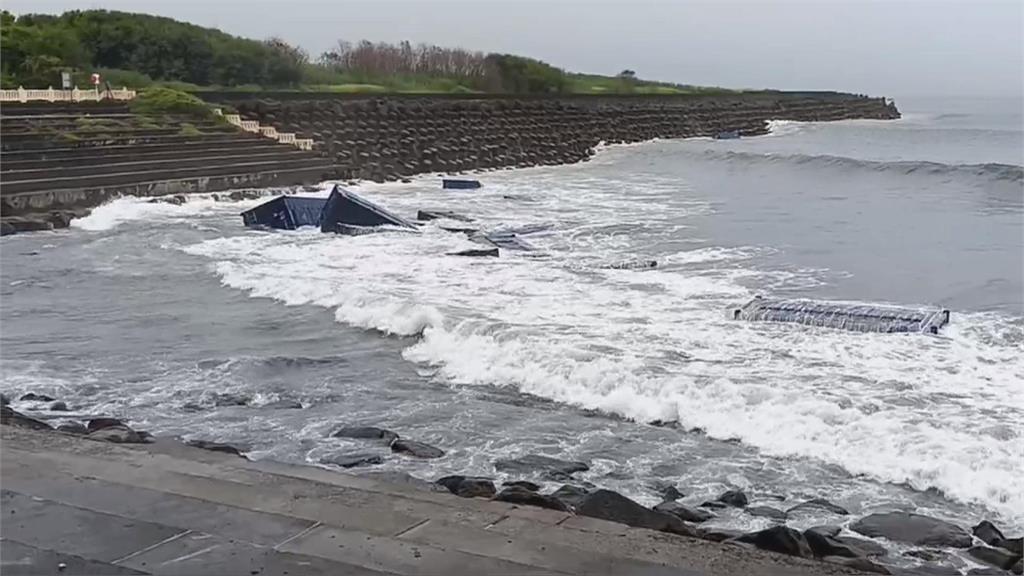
left=18, top=86, right=27, bottom=102
left=46, top=86, right=55, bottom=102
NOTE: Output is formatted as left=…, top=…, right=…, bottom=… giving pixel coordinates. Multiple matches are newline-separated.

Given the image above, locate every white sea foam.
left=177, top=151, right=1024, bottom=530
left=70, top=193, right=273, bottom=232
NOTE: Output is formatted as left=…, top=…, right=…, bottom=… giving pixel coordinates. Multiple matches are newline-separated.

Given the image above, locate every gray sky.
left=7, top=0, right=1023, bottom=97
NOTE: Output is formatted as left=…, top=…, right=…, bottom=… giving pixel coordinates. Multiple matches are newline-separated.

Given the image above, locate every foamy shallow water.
left=3, top=108, right=1022, bottom=571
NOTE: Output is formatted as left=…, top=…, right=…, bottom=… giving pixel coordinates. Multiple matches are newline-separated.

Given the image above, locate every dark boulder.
left=503, top=480, right=541, bottom=492
left=822, top=556, right=891, bottom=574
left=851, top=512, right=972, bottom=548
left=1002, top=538, right=1023, bottom=557
left=494, top=486, right=569, bottom=512
left=19, top=393, right=55, bottom=402
left=320, top=452, right=384, bottom=468
left=391, top=439, right=445, bottom=459
left=806, top=525, right=843, bottom=539
left=87, top=418, right=124, bottom=432
left=187, top=440, right=246, bottom=458
left=698, top=527, right=744, bottom=542
left=806, top=528, right=886, bottom=558
left=549, top=484, right=590, bottom=509
left=972, top=521, right=1005, bottom=546
left=449, top=248, right=499, bottom=257
left=56, top=422, right=89, bottom=435
left=787, top=498, right=850, bottom=516
left=1, top=406, right=53, bottom=431
left=968, top=545, right=1020, bottom=571
left=0, top=393, right=8, bottom=406
left=699, top=500, right=729, bottom=510
left=653, top=501, right=715, bottom=523
left=494, top=454, right=589, bottom=479
left=49, top=401, right=68, bottom=411
left=732, top=526, right=813, bottom=558
left=661, top=486, right=685, bottom=501
left=966, top=568, right=1008, bottom=575
left=746, top=506, right=788, bottom=521
left=576, top=489, right=698, bottom=537
left=1012, top=558, right=1022, bottom=575
left=262, top=399, right=303, bottom=410
left=212, top=393, right=250, bottom=407
left=436, top=476, right=496, bottom=498
left=715, top=489, right=748, bottom=508
left=87, top=425, right=152, bottom=444
left=332, top=426, right=399, bottom=445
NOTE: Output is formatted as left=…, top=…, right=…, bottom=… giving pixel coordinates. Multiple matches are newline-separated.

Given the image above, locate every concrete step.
left=0, top=427, right=860, bottom=576
left=1, top=125, right=239, bottom=143
left=0, top=144, right=295, bottom=171
left=0, top=103, right=130, bottom=116
left=2, top=150, right=320, bottom=179
left=1, top=158, right=334, bottom=194
left=0, top=135, right=278, bottom=161
left=0, top=134, right=271, bottom=156
left=1, top=132, right=261, bottom=151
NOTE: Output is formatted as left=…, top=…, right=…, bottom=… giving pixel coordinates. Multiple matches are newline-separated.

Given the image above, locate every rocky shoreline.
left=3, top=391, right=1019, bottom=576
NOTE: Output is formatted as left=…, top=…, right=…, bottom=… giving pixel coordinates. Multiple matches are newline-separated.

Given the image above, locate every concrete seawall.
left=216, top=93, right=899, bottom=182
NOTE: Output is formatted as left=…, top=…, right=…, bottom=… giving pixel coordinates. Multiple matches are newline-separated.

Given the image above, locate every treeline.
left=1, top=10, right=307, bottom=88
left=0, top=9, right=682, bottom=95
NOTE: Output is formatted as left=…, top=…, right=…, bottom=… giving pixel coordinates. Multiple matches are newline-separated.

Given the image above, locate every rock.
left=87, top=418, right=124, bottom=432
left=716, top=489, right=748, bottom=508
left=331, top=426, right=399, bottom=445
left=262, top=399, right=302, bottom=409
left=746, top=506, right=788, bottom=521
left=807, top=525, right=843, bottom=539
left=1012, top=558, right=1022, bottom=575
left=435, top=476, right=496, bottom=498
left=187, top=440, right=246, bottom=458
left=903, top=549, right=947, bottom=562
left=182, top=402, right=205, bottom=413
left=549, top=484, right=590, bottom=509
left=0, top=393, right=8, bottom=406
left=212, top=393, right=250, bottom=407
left=494, top=486, right=569, bottom=512
left=19, top=393, right=55, bottom=402
left=56, top=422, right=89, bottom=435
left=698, top=527, right=744, bottom=542
left=787, top=498, right=850, bottom=516
left=448, top=248, right=499, bottom=257
left=806, top=528, right=886, bottom=559
left=653, top=501, right=716, bottom=523
left=49, top=401, right=68, bottom=411
left=822, top=556, right=891, bottom=574
left=699, top=500, right=729, bottom=510
left=967, top=569, right=1010, bottom=575
left=968, top=545, right=1020, bottom=570
left=851, top=512, right=972, bottom=548
left=649, top=483, right=684, bottom=501
left=1001, top=538, right=1023, bottom=557
left=1, top=406, right=53, bottom=430
left=732, top=526, right=813, bottom=558
left=835, top=536, right=887, bottom=557
left=899, top=563, right=963, bottom=575
left=973, top=521, right=1006, bottom=546
left=391, top=439, right=444, bottom=459
left=503, top=480, right=541, bottom=492
left=87, top=425, right=152, bottom=444
left=494, top=454, right=589, bottom=479
left=576, top=489, right=698, bottom=537
left=319, top=452, right=383, bottom=468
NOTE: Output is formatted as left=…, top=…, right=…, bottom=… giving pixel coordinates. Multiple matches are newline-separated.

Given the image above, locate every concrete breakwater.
left=222, top=93, right=900, bottom=182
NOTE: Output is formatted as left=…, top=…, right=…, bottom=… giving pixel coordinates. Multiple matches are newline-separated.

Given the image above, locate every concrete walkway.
left=0, top=427, right=866, bottom=575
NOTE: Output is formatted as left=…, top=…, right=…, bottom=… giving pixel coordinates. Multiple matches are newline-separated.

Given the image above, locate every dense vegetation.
left=1, top=9, right=730, bottom=95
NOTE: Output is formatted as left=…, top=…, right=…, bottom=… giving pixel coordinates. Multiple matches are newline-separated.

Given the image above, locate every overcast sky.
left=7, top=0, right=1022, bottom=97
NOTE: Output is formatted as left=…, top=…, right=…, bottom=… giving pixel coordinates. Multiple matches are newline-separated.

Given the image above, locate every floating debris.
left=604, top=259, right=658, bottom=270
left=417, top=209, right=474, bottom=222
left=449, top=248, right=499, bottom=257
left=728, top=297, right=950, bottom=334
left=320, top=186, right=416, bottom=233
left=443, top=178, right=482, bottom=190
left=714, top=130, right=741, bottom=140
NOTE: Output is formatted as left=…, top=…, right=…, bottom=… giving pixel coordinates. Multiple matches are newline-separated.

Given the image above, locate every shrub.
left=129, top=87, right=212, bottom=118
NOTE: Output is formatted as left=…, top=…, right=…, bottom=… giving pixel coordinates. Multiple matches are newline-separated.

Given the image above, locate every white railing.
left=219, top=110, right=315, bottom=151
left=0, top=86, right=137, bottom=103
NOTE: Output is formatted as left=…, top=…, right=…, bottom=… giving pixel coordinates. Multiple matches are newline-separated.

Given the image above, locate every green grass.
left=129, top=87, right=215, bottom=118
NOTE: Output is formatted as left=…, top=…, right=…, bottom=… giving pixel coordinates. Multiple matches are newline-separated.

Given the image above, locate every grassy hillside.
left=0, top=9, right=733, bottom=95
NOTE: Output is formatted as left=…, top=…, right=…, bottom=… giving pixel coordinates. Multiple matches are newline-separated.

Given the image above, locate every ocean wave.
left=700, top=150, right=1024, bottom=183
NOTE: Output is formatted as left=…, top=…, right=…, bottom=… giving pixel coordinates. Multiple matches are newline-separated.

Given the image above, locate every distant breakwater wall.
left=212, top=93, right=900, bottom=182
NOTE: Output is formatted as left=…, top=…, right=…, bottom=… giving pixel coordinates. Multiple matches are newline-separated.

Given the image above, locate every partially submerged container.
left=729, top=296, right=950, bottom=334
left=713, top=130, right=741, bottom=140
left=241, top=185, right=415, bottom=234
left=442, top=178, right=482, bottom=190
left=240, top=196, right=327, bottom=230
left=319, top=186, right=416, bottom=233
